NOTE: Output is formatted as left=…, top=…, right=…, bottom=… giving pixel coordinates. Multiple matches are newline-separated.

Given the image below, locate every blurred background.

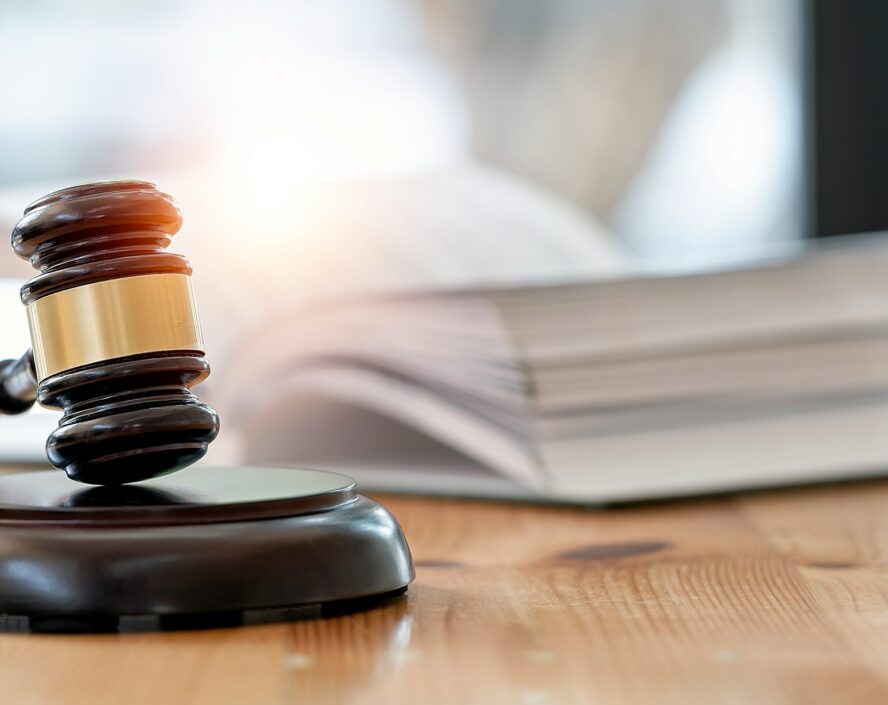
left=0, top=0, right=808, bottom=273
left=2, top=2, right=886, bottom=277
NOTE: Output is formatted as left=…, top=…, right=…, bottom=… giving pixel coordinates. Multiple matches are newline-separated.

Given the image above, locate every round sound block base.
left=0, top=466, right=414, bottom=632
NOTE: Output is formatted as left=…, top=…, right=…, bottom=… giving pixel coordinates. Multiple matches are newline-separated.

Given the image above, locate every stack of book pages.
left=217, top=236, right=888, bottom=502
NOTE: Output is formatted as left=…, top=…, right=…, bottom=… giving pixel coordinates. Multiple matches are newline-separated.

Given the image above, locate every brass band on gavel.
left=27, top=272, right=205, bottom=382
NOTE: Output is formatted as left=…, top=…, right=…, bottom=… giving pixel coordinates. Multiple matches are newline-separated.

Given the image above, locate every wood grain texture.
left=3, top=479, right=888, bottom=704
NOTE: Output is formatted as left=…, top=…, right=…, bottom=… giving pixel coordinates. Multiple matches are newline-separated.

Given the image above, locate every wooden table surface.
left=3, top=478, right=888, bottom=705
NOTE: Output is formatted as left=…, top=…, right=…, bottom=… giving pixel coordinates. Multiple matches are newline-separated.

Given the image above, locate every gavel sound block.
left=0, top=182, right=413, bottom=631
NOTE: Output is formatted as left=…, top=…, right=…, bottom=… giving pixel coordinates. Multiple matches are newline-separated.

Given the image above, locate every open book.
left=210, top=236, right=888, bottom=502
left=3, top=171, right=888, bottom=502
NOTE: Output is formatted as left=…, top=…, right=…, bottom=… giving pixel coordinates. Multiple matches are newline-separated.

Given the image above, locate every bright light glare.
left=212, top=32, right=469, bottom=236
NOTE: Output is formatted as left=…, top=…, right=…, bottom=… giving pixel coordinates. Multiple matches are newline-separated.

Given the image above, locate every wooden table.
left=2, top=479, right=888, bottom=704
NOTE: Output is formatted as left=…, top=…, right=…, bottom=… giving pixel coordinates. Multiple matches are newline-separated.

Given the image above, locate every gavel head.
left=12, top=181, right=219, bottom=485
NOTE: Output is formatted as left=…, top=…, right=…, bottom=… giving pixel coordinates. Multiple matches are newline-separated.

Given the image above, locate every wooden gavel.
left=0, top=181, right=219, bottom=485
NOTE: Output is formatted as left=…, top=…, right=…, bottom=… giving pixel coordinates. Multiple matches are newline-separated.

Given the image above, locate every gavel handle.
left=0, top=350, right=37, bottom=414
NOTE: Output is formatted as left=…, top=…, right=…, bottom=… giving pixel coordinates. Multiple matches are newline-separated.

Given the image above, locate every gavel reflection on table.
left=0, top=182, right=412, bottom=632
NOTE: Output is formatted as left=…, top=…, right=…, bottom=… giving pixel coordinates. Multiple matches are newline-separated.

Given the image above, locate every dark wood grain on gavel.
left=0, top=181, right=218, bottom=485
left=0, top=350, right=37, bottom=415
